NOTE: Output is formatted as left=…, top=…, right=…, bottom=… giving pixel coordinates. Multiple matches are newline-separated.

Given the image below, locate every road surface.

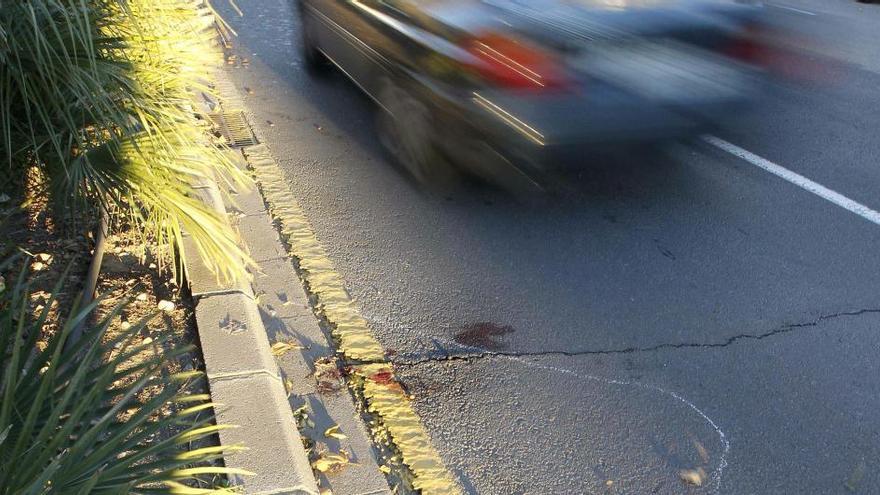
left=215, top=1, right=880, bottom=493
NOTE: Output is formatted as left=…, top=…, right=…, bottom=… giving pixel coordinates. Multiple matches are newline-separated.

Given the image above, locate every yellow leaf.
left=312, top=453, right=350, bottom=473
left=324, top=425, right=347, bottom=440
left=272, top=341, right=303, bottom=356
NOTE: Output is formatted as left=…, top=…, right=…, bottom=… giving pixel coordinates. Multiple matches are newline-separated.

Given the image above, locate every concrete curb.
left=184, top=177, right=319, bottom=495
left=180, top=11, right=393, bottom=492
left=208, top=78, right=394, bottom=494
left=181, top=71, right=319, bottom=493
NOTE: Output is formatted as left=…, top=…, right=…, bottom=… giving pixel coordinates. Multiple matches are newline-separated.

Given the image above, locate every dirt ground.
left=1, top=173, right=222, bottom=487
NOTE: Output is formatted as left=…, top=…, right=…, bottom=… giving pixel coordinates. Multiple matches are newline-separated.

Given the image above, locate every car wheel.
left=376, top=80, right=454, bottom=187
left=300, top=9, right=329, bottom=70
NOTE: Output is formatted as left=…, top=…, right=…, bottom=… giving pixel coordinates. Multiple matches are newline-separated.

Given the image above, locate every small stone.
left=142, top=337, right=153, bottom=345
left=0, top=193, right=9, bottom=203
left=120, top=321, right=131, bottom=330
left=136, top=293, right=148, bottom=302
left=157, top=300, right=175, bottom=313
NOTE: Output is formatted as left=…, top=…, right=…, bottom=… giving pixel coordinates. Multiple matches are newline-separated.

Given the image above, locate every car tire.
left=376, top=79, right=455, bottom=188
left=300, top=9, right=329, bottom=71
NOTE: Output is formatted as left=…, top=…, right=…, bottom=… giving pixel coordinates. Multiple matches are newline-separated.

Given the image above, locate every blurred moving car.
left=297, top=0, right=778, bottom=190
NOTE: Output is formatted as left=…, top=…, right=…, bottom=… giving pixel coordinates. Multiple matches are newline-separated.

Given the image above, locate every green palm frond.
left=1, top=0, right=251, bottom=283
left=0, top=255, right=250, bottom=493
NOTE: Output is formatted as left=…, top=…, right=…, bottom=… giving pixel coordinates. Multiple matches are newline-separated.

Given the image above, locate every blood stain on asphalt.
left=454, top=322, right=514, bottom=350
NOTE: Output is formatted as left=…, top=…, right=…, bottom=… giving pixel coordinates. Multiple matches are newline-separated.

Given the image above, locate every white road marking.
left=703, top=135, right=880, bottom=227
left=767, top=3, right=817, bottom=16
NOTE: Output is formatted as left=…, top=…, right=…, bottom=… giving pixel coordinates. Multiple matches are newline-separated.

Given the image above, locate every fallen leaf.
left=313, top=357, right=343, bottom=394
left=272, top=341, right=303, bottom=356
left=378, top=464, right=391, bottom=474
left=312, top=452, right=350, bottom=474
left=679, top=468, right=706, bottom=487
left=324, top=425, right=347, bottom=440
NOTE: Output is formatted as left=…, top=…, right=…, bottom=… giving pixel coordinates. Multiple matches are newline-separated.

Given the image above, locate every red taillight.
left=466, top=32, right=571, bottom=90
left=725, top=25, right=827, bottom=83
left=725, top=27, right=771, bottom=66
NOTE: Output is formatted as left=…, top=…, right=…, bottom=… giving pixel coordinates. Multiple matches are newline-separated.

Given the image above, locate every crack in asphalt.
left=392, top=308, right=880, bottom=367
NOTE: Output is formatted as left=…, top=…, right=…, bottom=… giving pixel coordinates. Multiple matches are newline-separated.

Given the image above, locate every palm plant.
left=0, top=0, right=250, bottom=282
left=0, top=255, right=251, bottom=493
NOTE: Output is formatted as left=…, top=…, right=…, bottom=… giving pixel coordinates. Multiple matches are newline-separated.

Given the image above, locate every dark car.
left=298, top=0, right=776, bottom=191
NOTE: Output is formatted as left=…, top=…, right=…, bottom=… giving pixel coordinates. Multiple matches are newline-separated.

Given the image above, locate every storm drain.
left=210, top=110, right=257, bottom=147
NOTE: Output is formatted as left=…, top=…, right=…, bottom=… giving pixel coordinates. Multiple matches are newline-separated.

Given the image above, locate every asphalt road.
left=215, top=1, right=880, bottom=493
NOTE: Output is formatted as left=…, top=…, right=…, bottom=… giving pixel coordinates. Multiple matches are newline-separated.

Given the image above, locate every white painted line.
left=767, top=3, right=817, bottom=16
left=703, top=135, right=880, bottom=227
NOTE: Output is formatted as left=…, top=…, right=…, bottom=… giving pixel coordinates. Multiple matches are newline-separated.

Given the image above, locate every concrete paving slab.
left=227, top=180, right=268, bottom=218
left=237, top=213, right=289, bottom=263
left=264, top=315, right=331, bottom=359
left=209, top=373, right=319, bottom=494
left=194, top=292, right=278, bottom=378
left=292, top=392, right=392, bottom=495
left=182, top=233, right=253, bottom=297
left=251, top=257, right=313, bottom=320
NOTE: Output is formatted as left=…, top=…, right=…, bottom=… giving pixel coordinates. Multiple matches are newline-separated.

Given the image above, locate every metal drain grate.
left=210, top=110, right=258, bottom=147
